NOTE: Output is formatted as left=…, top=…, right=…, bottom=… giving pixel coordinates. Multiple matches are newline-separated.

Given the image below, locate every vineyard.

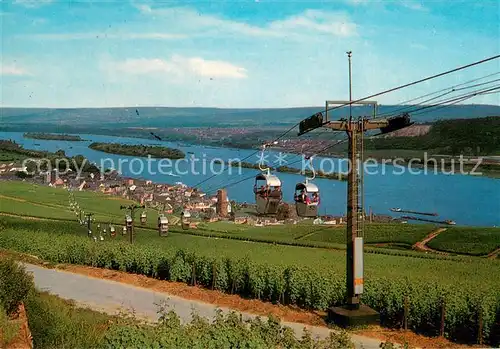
left=1, top=216, right=499, bottom=344
left=427, top=227, right=500, bottom=256
left=203, top=221, right=434, bottom=246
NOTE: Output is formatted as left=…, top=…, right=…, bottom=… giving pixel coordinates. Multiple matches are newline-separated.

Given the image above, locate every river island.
left=89, top=142, right=185, bottom=159
left=23, top=132, right=84, bottom=141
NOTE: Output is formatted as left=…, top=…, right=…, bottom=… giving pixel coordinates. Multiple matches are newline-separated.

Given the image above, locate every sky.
left=0, top=0, right=499, bottom=108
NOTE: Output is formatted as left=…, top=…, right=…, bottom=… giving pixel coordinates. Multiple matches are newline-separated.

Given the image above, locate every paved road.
left=25, top=263, right=384, bottom=349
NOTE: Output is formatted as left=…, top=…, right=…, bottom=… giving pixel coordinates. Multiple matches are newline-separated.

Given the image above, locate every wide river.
left=2, top=132, right=499, bottom=227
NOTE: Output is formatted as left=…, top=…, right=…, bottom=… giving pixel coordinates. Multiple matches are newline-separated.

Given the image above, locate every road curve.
left=24, top=263, right=384, bottom=349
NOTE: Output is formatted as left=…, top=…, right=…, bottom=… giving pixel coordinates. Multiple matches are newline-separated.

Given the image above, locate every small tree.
left=276, top=203, right=297, bottom=221
left=204, top=209, right=216, bottom=221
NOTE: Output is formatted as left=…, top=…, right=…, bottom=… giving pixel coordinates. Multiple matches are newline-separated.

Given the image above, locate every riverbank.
left=12, top=127, right=500, bottom=179
left=1, top=130, right=499, bottom=226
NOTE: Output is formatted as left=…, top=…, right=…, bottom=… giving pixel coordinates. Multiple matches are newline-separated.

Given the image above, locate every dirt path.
left=0, top=212, right=51, bottom=221
left=0, top=248, right=470, bottom=349
left=412, top=228, right=448, bottom=254
left=23, top=261, right=470, bottom=349
left=23, top=263, right=382, bottom=349
left=23, top=260, right=470, bottom=348
left=0, top=194, right=68, bottom=211
left=486, top=247, right=500, bottom=259
left=0, top=194, right=27, bottom=202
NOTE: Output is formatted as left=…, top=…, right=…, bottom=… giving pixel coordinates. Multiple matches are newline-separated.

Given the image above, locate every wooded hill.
left=366, top=116, right=500, bottom=155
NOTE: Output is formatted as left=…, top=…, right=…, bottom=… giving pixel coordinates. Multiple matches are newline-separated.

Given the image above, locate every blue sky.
left=1, top=0, right=499, bottom=108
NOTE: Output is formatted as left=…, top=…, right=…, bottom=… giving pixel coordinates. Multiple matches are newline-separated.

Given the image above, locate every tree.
left=230, top=200, right=240, bottom=212
left=203, top=209, right=216, bottom=221
left=276, top=203, right=297, bottom=221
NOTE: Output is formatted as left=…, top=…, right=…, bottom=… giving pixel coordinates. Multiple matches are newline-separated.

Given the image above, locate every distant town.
left=0, top=160, right=360, bottom=227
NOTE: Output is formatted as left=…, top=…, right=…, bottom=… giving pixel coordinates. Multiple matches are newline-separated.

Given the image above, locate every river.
left=1, top=132, right=499, bottom=227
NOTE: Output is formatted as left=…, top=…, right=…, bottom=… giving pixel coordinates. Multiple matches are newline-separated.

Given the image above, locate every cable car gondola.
left=253, top=142, right=282, bottom=215
left=181, top=210, right=191, bottom=230
left=294, top=157, right=320, bottom=217
left=158, top=214, right=169, bottom=236
left=125, top=215, right=133, bottom=235
left=140, top=211, right=147, bottom=225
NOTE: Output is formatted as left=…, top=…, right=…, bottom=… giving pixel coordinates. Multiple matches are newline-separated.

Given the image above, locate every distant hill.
left=366, top=116, right=500, bottom=155
left=1, top=104, right=499, bottom=129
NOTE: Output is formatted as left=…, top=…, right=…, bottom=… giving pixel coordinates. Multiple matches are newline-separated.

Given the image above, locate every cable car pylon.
left=296, top=51, right=413, bottom=327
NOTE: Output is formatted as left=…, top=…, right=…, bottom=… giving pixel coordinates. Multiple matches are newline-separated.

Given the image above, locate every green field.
left=1, top=216, right=495, bottom=280
left=1, top=180, right=500, bottom=344
left=1, top=215, right=500, bottom=344
left=0, top=181, right=169, bottom=227
left=202, top=221, right=433, bottom=246
left=196, top=221, right=437, bottom=254
left=427, top=227, right=500, bottom=256
left=1, top=181, right=497, bottom=257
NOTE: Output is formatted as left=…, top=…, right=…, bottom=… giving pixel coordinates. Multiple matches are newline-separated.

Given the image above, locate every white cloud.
left=1, top=64, right=30, bottom=76
left=346, top=0, right=371, bottom=5
left=400, top=1, right=428, bottom=11
left=31, top=18, right=48, bottom=25
left=16, top=6, right=357, bottom=44
left=269, top=10, right=357, bottom=37
left=345, top=0, right=427, bottom=11
left=136, top=5, right=357, bottom=39
left=19, top=32, right=186, bottom=40
left=109, top=56, right=248, bottom=79
left=13, top=0, right=52, bottom=8
left=410, top=43, right=428, bottom=50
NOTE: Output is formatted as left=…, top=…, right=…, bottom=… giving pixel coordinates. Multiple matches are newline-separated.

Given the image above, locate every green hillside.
left=366, top=116, right=500, bottom=155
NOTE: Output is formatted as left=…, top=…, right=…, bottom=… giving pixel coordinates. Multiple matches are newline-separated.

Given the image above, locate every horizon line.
left=0, top=103, right=498, bottom=110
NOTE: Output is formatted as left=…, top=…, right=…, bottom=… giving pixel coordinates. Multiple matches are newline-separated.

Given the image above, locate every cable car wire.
left=383, top=84, right=500, bottom=119
left=204, top=135, right=351, bottom=195
left=319, top=54, right=500, bottom=120
left=213, top=80, right=497, bottom=194
left=198, top=55, right=500, bottom=192
left=202, top=82, right=497, bottom=195
left=376, top=77, right=500, bottom=119
left=374, top=72, right=500, bottom=118
left=195, top=56, right=499, bottom=189
left=410, top=86, right=500, bottom=116
left=191, top=122, right=300, bottom=189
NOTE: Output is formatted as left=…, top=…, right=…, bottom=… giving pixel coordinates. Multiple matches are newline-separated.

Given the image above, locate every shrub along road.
left=24, top=263, right=383, bottom=349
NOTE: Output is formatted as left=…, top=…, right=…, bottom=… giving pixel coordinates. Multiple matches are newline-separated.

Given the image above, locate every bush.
left=25, top=291, right=110, bottom=349
left=103, top=306, right=354, bottom=348
left=0, top=258, right=34, bottom=315
left=0, top=309, right=20, bottom=347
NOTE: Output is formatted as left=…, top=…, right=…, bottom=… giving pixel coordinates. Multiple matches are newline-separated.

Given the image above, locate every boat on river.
left=390, top=208, right=438, bottom=216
